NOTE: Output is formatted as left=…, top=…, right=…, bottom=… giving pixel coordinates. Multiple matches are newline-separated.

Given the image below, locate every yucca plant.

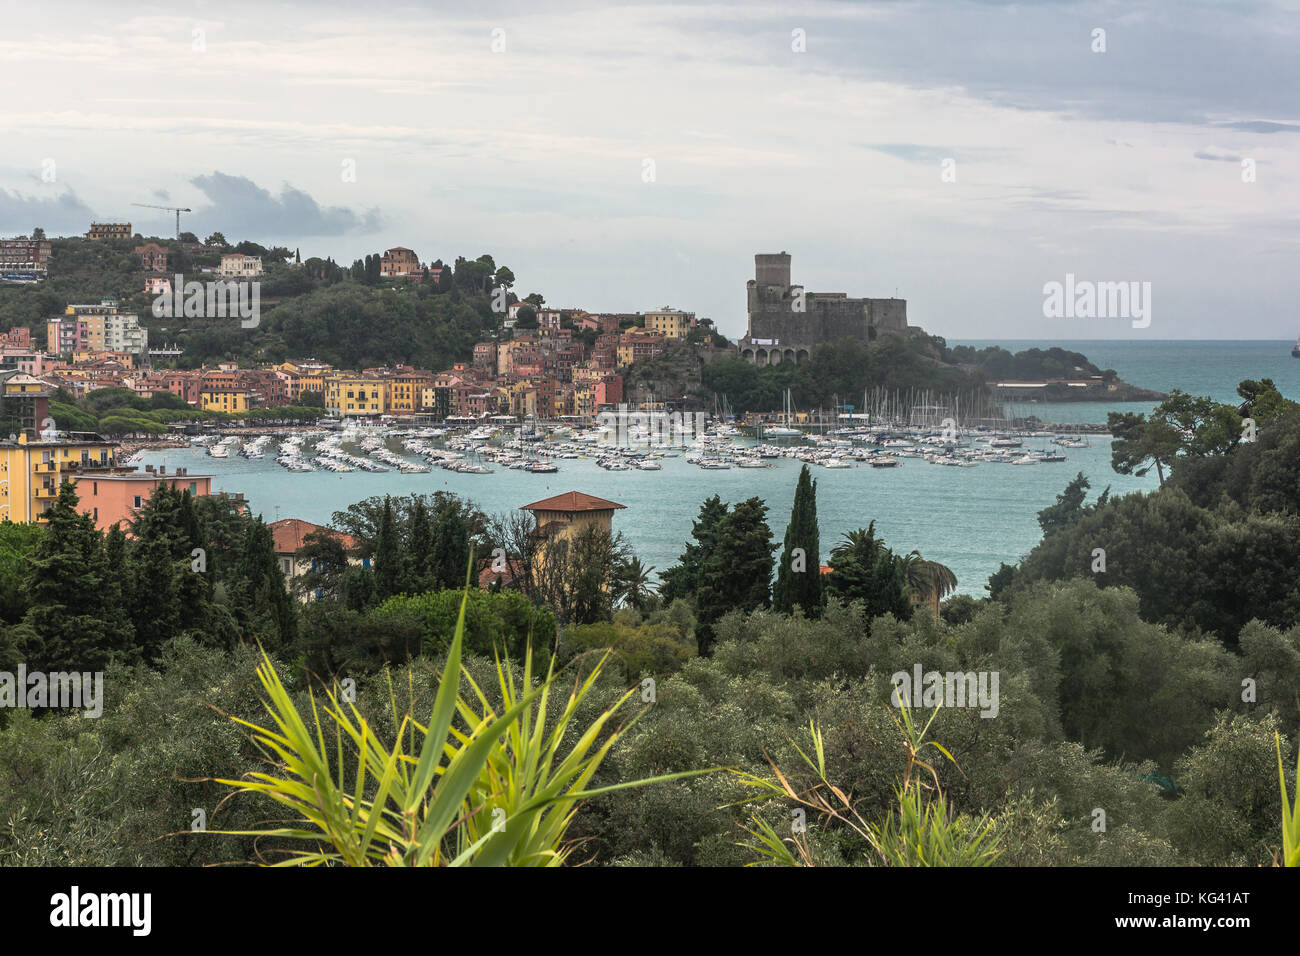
left=450, top=641, right=665, bottom=865
left=1277, top=731, right=1299, bottom=868
left=210, top=589, right=704, bottom=865
left=733, top=702, right=1002, bottom=867
left=869, top=783, right=1001, bottom=867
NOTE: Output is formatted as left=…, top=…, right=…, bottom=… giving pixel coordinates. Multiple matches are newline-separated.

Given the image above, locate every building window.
left=93, top=508, right=98, bottom=521
left=92, top=481, right=97, bottom=495
left=190, top=482, right=197, bottom=495
left=133, top=495, right=143, bottom=508
left=280, top=557, right=292, bottom=575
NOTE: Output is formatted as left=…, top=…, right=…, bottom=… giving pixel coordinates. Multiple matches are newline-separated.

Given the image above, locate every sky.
left=1, top=0, right=1297, bottom=341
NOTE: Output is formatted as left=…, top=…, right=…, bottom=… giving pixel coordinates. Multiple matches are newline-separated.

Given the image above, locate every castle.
left=738, top=252, right=914, bottom=366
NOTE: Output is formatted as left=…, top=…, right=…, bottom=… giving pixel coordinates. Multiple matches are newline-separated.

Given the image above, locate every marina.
left=136, top=413, right=1161, bottom=598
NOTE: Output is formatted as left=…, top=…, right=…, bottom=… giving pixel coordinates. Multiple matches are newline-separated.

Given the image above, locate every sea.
left=136, top=341, right=1300, bottom=598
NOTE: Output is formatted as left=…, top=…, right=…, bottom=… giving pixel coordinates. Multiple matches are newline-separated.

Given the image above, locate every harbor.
left=134, top=412, right=1161, bottom=598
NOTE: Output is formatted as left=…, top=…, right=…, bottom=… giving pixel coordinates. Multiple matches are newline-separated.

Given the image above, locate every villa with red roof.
left=269, top=518, right=365, bottom=601
left=520, top=490, right=625, bottom=542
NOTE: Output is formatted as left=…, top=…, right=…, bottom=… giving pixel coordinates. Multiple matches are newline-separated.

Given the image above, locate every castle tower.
left=754, top=252, right=791, bottom=292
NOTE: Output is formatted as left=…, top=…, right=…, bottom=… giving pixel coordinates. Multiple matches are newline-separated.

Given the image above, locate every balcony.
left=34, top=485, right=58, bottom=499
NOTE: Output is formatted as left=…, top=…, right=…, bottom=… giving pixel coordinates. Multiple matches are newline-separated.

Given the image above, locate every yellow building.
left=200, top=389, right=252, bottom=414
left=644, top=308, right=695, bottom=339
left=572, top=382, right=596, bottom=418
left=277, top=361, right=332, bottom=397
left=519, top=491, right=625, bottom=586
left=0, top=432, right=118, bottom=524
left=386, top=372, right=431, bottom=414
left=326, top=375, right=386, bottom=417
left=520, top=491, right=624, bottom=541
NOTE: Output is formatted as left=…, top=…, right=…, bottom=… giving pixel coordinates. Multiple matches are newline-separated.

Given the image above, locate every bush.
left=374, top=587, right=555, bottom=665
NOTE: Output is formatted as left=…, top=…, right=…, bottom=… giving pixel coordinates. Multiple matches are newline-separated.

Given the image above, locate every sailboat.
left=766, top=388, right=803, bottom=437
left=1292, top=336, right=1300, bottom=358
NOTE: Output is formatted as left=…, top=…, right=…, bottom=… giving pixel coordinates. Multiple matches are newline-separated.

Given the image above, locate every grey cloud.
left=0, top=188, right=97, bottom=234
left=693, top=2, right=1300, bottom=128
left=1194, top=149, right=1243, bottom=162
left=188, top=171, right=383, bottom=240
left=1215, top=120, right=1300, bottom=134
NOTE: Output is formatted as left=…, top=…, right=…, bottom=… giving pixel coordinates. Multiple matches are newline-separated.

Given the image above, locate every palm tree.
left=613, top=557, right=656, bottom=611
left=831, top=522, right=884, bottom=563
left=900, top=551, right=958, bottom=618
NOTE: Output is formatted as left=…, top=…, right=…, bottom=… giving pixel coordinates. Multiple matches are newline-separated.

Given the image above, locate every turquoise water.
left=956, top=339, right=1300, bottom=423
left=138, top=341, right=1298, bottom=598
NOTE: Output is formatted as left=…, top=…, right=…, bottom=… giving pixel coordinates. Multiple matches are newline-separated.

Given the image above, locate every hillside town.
left=2, top=228, right=712, bottom=420
left=0, top=227, right=713, bottom=533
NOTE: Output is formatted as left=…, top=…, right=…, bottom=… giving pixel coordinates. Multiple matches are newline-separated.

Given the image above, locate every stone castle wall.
left=739, top=252, right=910, bottom=366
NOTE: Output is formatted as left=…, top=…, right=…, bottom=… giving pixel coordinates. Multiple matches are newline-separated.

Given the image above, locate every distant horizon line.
left=944, top=338, right=1294, bottom=343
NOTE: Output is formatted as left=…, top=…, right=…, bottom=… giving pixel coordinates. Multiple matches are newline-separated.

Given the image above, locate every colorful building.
left=268, top=518, right=366, bottom=601
left=46, top=299, right=148, bottom=359
left=200, top=388, right=252, bottom=414
left=0, top=432, right=117, bottom=524
left=73, top=465, right=213, bottom=532
left=520, top=491, right=625, bottom=583
left=379, top=247, right=421, bottom=277
left=644, top=308, right=696, bottom=339
left=325, top=375, right=386, bottom=417
left=218, top=254, right=263, bottom=278
left=135, top=242, right=169, bottom=272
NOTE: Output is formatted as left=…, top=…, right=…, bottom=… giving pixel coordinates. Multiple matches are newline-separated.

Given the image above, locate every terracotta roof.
left=477, top=555, right=525, bottom=589
left=268, top=518, right=362, bottom=555
left=520, top=491, right=626, bottom=513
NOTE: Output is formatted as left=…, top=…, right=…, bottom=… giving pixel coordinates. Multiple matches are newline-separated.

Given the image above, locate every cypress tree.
left=406, top=497, right=433, bottom=593
left=773, top=465, right=823, bottom=616
left=373, top=497, right=401, bottom=600
left=696, top=497, right=774, bottom=655
left=430, top=503, right=471, bottom=591
left=231, top=518, right=298, bottom=647
left=659, top=494, right=728, bottom=602
left=24, top=484, right=133, bottom=671
left=129, top=534, right=180, bottom=662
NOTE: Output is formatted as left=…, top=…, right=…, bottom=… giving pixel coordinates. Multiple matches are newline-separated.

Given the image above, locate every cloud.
left=0, top=188, right=96, bottom=234
left=188, top=171, right=383, bottom=240
left=1193, top=148, right=1243, bottom=162
left=1215, top=120, right=1300, bottom=134
left=860, top=143, right=953, bottom=164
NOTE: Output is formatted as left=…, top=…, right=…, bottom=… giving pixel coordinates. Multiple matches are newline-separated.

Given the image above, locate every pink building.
left=73, top=466, right=214, bottom=532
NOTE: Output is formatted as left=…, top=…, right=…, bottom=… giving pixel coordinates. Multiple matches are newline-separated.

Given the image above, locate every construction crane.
left=131, top=203, right=192, bottom=240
